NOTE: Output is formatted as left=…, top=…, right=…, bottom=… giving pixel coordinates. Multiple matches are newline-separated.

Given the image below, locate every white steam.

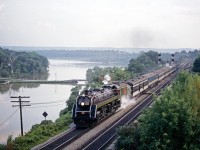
left=120, top=95, right=136, bottom=109
left=102, top=74, right=111, bottom=85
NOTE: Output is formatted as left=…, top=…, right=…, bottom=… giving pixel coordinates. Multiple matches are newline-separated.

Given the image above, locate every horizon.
left=2, top=46, right=198, bottom=53
left=1, top=0, right=200, bottom=48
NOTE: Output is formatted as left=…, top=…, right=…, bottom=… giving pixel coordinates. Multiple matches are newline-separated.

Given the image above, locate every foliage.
left=0, top=144, right=6, bottom=150
left=175, top=50, right=199, bottom=63
left=116, top=124, right=140, bottom=150
left=116, top=72, right=200, bottom=150
left=8, top=85, right=81, bottom=150
left=0, top=47, right=49, bottom=78
left=192, top=56, right=200, bottom=73
left=128, top=51, right=158, bottom=75
left=11, top=113, right=72, bottom=150
left=9, top=85, right=81, bottom=149
left=86, top=66, right=133, bottom=84
left=6, top=135, right=13, bottom=149
left=59, top=107, right=68, bottom=117
left=66, top=86, right=81, bottom=112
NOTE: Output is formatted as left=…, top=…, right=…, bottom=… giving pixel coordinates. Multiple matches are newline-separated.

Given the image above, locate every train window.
left=139, top=83, right=143, bottom=89
left=133, top=84, right=139, bottom=92
left=148, top=74, right=159, bottom=82
left=144, top=80, right=148, bottom=86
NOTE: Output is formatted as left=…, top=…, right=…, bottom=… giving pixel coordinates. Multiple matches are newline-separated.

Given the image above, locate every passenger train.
left=72, top=65, right=177, bottom=127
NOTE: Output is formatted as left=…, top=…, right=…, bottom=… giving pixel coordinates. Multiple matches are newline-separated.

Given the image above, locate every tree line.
left=36, top=50, right=139, bottom=66
left=116, top=71, right=200, bottom=149
left=0, top=47, right=49, bottom=78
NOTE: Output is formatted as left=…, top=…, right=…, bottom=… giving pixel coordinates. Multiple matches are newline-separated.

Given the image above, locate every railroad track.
left=81, top=61, right=192, bottom=150
left=35, top=109, right=122, bottom=150
left=35, top=61, right=191, bottom=150
left=62, top=72, right=177, bottom=150
left=35, top=127, right=87, bottom=150
left=81, top=72, right=175, bottom=150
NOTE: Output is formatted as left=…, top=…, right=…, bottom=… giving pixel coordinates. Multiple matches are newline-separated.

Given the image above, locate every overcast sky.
left=0, top=0, right=200, bottom=48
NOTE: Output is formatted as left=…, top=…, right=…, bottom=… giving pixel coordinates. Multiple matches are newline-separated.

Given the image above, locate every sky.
left=0, top=0, right=200, bottom=48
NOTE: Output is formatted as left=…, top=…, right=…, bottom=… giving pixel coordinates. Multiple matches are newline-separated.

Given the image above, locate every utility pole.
left=10, top=96, right=31, bottom=136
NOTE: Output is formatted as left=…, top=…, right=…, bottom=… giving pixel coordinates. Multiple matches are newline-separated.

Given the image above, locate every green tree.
left=145, top=50, right=158, bottom=64
left=128, top=59, right=144, bottom=75
left=0, top=47, right=49, bottom=78
left=116, top=72, right=200, bottom=150
left=86, top=66, right=132, bottom=85
left=127, top=51, right=158, bottom=75
left=116, top=124, right=140, bottom=150
left=192, top=56, right=200, bottom=73
left=66, top=86, right=80, bottom=112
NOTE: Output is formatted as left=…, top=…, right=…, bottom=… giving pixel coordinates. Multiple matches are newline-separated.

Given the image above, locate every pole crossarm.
left=10, top=96, right=30, bottom=98
left=12, top=105, right=31, bottom=107
left=11, top=101, right=30, bottom=102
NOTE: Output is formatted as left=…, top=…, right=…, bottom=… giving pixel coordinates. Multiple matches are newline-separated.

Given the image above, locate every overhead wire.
left=26, top=103, right=65, bottom=108
left=0, top=98, right=67, bottom=103
left=0, top=108, right=19, bottom=127
left=0, top=98, right=12, bottom=101
left=29, top=100, right=66, bottom=105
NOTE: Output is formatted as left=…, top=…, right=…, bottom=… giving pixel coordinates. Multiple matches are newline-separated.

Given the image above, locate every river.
left=0, top=59, right=103, bottom=144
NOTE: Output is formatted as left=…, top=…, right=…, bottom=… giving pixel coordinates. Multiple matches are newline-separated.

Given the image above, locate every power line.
left=1, top=98, right=67, bottom=103
left=0, top=98, right=12, bottom=101
left=0, top=108, right=19, bottom=127
left=27, top=103, right=65, bottom=108
left=29, top=100, right=66, bottom=105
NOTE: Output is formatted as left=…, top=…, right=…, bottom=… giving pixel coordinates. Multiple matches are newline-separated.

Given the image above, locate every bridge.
left=0, top=79, right=87, bottom=85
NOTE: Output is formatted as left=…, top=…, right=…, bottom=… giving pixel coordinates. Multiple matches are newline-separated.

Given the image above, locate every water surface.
left=0, top=59, right=91, bottom=144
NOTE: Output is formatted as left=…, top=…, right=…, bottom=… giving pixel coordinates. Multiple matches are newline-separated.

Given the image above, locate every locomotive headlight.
left=81, top=102, right=85, bottom=106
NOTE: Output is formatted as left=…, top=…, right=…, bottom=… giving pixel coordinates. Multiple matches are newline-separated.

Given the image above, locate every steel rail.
left=36, top=127, right=86, bottom=150
left=83, top=72, right=176, bottom=150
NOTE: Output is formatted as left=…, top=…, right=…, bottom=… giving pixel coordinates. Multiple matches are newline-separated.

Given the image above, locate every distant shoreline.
left=2, top=46, right=196, bottom=53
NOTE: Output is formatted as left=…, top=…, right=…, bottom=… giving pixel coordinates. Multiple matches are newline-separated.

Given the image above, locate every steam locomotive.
left=72, top=65, right=177, bottom=127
